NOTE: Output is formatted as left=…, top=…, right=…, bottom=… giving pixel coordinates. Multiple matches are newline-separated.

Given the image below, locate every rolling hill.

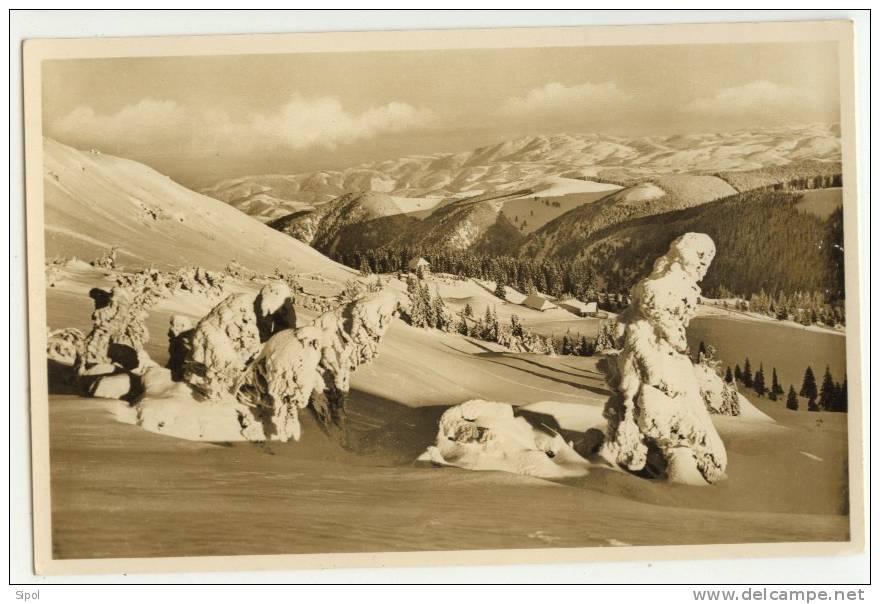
left=569, top=188, right=845, bottom=297
left=519, top=174, right=738, bottom=260
left=202, top=123, right=841, bottom=221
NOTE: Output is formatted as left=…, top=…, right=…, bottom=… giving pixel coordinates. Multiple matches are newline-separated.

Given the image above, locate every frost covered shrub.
left=337, top=276, right=384, bottom=305
left=91, top=246, right=118, bottom=270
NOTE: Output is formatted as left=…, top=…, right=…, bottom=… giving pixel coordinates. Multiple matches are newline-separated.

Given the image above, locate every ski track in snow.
left=605, top=538, right=631, bottom=546
left=466, top=356, right=596, bottom=401
left=799, top=451, right=824, bottom=462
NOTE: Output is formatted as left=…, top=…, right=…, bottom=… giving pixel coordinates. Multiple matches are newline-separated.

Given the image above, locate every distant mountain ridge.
left=203, top=123, right=841, bottom=222
left=200, top=123, right=841, bottom=262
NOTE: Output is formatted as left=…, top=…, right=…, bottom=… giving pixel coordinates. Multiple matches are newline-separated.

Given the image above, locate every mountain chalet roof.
left=559, top=298, right=598, bottom=316
left=522, top=292, right=558, bottom=311
left=408, top=257, right=430, bottom=270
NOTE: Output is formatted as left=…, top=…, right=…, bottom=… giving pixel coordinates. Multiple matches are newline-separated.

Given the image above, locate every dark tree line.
left=720, top=347, right=847, bottom=413
left=335, top=245, right=628, bottom=311
left=714, top=287, right=846, bottom=328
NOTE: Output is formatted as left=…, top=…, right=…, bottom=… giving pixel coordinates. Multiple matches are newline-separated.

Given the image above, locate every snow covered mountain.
left=200, top=123, right=840, bottom=258
left=203, top=123, right=841, bottom=219
left=42, top=138, right=353, bottom=280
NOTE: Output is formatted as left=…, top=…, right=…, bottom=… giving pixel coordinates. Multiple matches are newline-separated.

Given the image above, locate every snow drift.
left=418, top=400, right=593, bottom=479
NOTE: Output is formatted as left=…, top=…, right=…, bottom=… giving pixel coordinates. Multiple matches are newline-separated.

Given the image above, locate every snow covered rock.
left=601, top=233, right=728, bottom=485
left=418, top=400, right=591, bottom=478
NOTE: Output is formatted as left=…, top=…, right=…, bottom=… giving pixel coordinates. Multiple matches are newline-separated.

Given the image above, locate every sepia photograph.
left=20, top=16, right=866, bottom=577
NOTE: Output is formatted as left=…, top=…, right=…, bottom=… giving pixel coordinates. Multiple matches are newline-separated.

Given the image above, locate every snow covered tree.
left=456, top=308, right=470, bottom=336
left=481, top=306, right=499, bottom=342
left=742, top=358, right=753, bottom=388
left=422, top=283, right=437, bottom=328
left=786, top=386, right=799, bottom=411
left=493, top=270, right=507, bottom=300
left=578, top=335, right=594, bottom=356
left=594, top=319, right=617, bottom=352
left=561, top=334, right=574, bottom=356
left=510, top=314, right=524, bottom=339
left=358, top=257, right=372, bottom=276
left=405, top=275, right=427, bottom=328
left=753, top=364, right=766, bottom=397
left=431, top=290, right=454, bottom=332
left=819, top=366, right=836, bottom=410
left=696, top=340, right=707, bottom=363
left=463, top=302, right=474, bottom=318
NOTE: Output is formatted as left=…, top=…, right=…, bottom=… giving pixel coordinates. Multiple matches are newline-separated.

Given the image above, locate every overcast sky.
left=42, top=41, right=841, bottom=188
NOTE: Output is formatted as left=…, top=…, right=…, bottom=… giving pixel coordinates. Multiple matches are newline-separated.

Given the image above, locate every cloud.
left=49, top=96, right=435, bottom=154
left=227, top=97, right=435, bottom=150
left=685, top=81, right=815, bottom=118
left=51, top=99, right=189, bottom=149
left=499, top=82, right=631, bottom=119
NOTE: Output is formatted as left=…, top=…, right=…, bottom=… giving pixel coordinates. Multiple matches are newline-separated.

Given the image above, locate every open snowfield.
left=44, top=267, right=849, bottom=559
left=688, top=315, right=847, bottom=396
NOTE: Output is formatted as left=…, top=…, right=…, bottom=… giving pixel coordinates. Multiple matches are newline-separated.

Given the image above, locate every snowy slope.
left=42, top=138, right=353, bottom=281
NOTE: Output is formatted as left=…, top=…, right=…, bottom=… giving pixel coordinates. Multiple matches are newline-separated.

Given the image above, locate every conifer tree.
left=578, top=335, right=593, bottom=357
left=422, top=283, right=437, bottom=328
left=753, top=364, right=766, bottom=397
left=786, top=386, right=799, bottom=411
left=493, top=270, right=507, bottom=300
left=510, top=314, right=524, bottom=338
left=724, top=366, right=734, bottom=383
left=405, top=275, right=426, bottom=328
left=463, top=302, right=474, bottom=318
left=696, top=341, right=707, bottom=363
left=819, top=366, right=836, bottom=410
left=837, top=378, right=848, bottom=412
left=742, top=358, right=753, bottom=388
left=800, top=366, right=818, bottom=401
left=562, top=334, right=574, bottom=356
left=734, top=364, right=743, bottom=382
left=431, top=290, right=453, bottom=332
left=771, top=368, right=784, bottom=397
left=456, top=308, right=469, bottom=336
